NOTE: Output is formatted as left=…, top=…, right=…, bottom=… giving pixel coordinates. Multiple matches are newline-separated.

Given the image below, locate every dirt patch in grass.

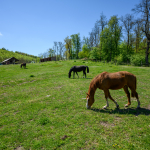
left=114, top=116, right=122, bottom=122
left=147, top=105, right=150, bottom=110
left=15, top=146, right=24, bottom=150
left=17, top=80, right=36, bottom=85
left=100, top=121, right=115, bottom=127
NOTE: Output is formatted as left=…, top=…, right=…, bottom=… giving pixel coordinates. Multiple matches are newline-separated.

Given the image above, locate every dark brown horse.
left=86, top=71, right=140, bottom=109
left=68, top=65, right=89, bottom=78
left=20, top=63, right=26, bottom=68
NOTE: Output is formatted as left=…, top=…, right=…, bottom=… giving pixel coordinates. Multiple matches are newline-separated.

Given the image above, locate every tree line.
left=39, top=0, right=150, bottom=66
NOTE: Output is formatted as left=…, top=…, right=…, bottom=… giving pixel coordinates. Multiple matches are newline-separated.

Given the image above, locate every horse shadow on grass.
left=70, top=77, right=92, bottom=79
left=91, top=107, right=150, bottom=116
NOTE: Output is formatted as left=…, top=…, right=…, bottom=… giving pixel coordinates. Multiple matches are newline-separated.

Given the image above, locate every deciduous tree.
left=132, top=0, right=150, bottom=65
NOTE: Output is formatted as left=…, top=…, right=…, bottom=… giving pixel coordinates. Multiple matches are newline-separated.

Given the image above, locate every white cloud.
left=0, top=32, right=3, bottom=36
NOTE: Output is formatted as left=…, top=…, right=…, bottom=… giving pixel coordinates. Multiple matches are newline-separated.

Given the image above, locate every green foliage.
left=89, top=47, right=100, bottom=59
left=78, top=44, right=90, bottom=59
left=130, top=54, right=145, bottom=66
left=48, top=48, right=55, bottom=57
left=70, top=33, right=81, bottom=59
left=64, top=36, right=72, bottom=59
left=100, top=16, right=122, bottom=61
left=83, top=36, right=91, bottom=49
left=116, top=54, right=124, bottom=65
left=15, top=51, right=38, bottom=58
left=116, top=42, right=134, bottom=63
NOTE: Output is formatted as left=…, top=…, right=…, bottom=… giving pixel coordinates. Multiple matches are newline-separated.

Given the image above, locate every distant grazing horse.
left=20, top=63, right=26, bottom=68
left=68, top=65, right=89, bottom=78
left=86, top=71, right=140, bottom=109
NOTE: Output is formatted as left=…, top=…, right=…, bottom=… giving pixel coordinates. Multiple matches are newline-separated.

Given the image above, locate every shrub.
left=116, top=54, right=123, bottom=65
left=130, top=54, right=145, bottom=66
left=30, top=75, right=35, bottom=77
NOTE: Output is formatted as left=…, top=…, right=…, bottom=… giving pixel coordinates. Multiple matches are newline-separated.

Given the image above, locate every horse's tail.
left=86, top=66, right=89, bottom=73
left=131, top=76, right=137, bottom=97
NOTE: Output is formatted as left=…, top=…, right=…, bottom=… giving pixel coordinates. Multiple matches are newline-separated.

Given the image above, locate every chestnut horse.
left=20, top=63, right=26, bottom=68
left=86, top=71, right=140, bottom=109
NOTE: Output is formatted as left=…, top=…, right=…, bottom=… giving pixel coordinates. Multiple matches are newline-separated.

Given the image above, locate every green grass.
left=0, top=60, right=150, bottom=150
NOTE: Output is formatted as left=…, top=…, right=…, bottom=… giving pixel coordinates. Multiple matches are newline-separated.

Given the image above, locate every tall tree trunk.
left=145, top=39, right=150, bottom=66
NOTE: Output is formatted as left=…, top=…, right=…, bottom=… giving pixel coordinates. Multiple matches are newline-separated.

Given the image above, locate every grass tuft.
left=38, top=117, right=50, bottom=125
left=30, top=74, right=35, bottom=77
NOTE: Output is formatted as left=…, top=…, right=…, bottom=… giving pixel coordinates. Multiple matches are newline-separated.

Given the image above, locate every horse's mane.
left=68, top=66, right=75, bottom=77
left=88, top=72, right=108, bottom=94
left=69, top=66, right=75, bottom=73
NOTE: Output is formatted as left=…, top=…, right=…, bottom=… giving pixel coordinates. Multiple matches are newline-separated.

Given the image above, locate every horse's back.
left=95, top=71, right=136, bottom=90
left=74, top=65, right=86, bottom=71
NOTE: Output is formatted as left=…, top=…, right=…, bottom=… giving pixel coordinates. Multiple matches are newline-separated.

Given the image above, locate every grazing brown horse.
left=20, top=63, right=26, bottom=68
left=86, top=71, right=140, bottom=109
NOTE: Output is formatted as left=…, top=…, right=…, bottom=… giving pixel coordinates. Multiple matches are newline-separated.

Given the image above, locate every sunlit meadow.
left=0, top=60, right=150, bottom=150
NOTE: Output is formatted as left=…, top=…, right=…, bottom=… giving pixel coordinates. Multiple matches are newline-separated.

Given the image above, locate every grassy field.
left=0, top=60, right=150, bottom=150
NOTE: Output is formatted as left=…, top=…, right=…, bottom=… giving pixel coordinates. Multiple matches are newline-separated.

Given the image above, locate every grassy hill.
left=0, top=48, right=40, bottom=63
left=0, top=60, right=150, bottom=149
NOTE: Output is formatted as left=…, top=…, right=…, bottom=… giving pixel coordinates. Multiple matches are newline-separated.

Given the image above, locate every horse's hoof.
left=116, top=105, right=119, bottom=108
left=103, top=106, right=107, bottom=109
left=125, top=104, right=129, bottom=107
left=137, top=106, right=141, bottom=109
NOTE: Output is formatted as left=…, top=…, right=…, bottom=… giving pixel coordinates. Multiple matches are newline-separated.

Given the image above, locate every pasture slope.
left=0, top=60, right=150, bottom=150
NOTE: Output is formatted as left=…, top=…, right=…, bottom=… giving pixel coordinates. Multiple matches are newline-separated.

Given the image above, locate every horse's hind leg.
left=83, top=70, right=86, bottom=78
left=123, top=85, right=131, bottom=107
left=130, top=88, right=140, bottom=108
left=134, top=92, right=140, bottom=108
left=108, top=91, right=119, bottom=108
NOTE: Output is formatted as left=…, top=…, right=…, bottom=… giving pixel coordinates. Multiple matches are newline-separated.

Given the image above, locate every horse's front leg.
left=103, top=90, right=109, bottom=109
left=76, top=72, right=79, bottom=78
left=108, top=90, right=119, bottom=108
left=73, top=72, right=75, bottom=78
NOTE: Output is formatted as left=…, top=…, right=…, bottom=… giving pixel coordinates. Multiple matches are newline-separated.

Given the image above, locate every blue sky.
left=0, top=0, right=141, bottom=56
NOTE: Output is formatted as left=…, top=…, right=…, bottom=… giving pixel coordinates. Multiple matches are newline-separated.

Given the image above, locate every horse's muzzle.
left=86, top=103, right=91, bottom=109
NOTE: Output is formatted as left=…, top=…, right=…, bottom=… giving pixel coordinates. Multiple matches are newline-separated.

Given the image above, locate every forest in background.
left=39, top=0, right=150, bottom=66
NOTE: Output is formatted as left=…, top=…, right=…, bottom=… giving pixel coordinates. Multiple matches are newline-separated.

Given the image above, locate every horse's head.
left=86, top=93, right=94, bottom=109
left=68, top=71, right=71, bottom=78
